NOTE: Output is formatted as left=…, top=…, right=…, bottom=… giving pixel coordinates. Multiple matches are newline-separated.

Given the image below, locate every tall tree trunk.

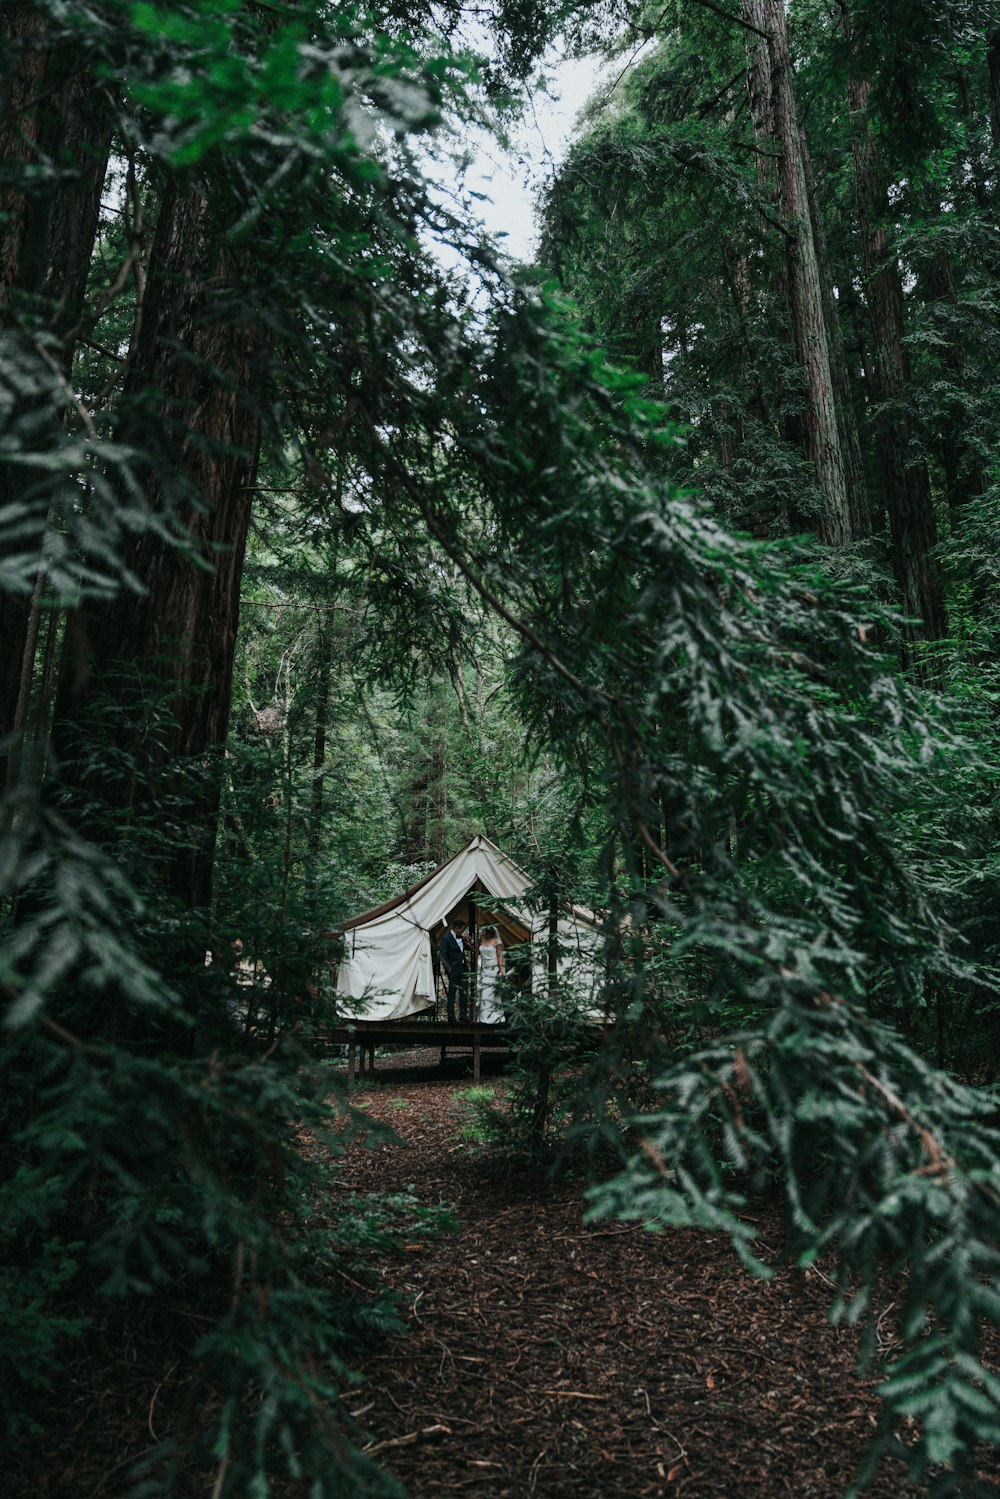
left=0, top=3, right=112, bottom=790
left=840, top=275, right=875, bottom=392
left=800, top=128, right=871, bottom=540
left=845, top=66, right=947, bottom=642
left=741, top=20, right=808, bottom=532
left=988, top=28, right=1000, bottom=154
left=922, top=243, right=987, bottom=532
left=305, top=618, right=332, bottom=922
left=52, top=176, right=267, bottom=912
left=742, top=0, right=853, bottom=548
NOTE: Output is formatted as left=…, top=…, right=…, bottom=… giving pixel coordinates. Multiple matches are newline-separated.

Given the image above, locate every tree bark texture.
left=715, top=77, right=770, bottom=490
left=740, top=20, right=807, bottom=529
left=743, top=0, right=853, bottom=548
left=53, top=177, right=267, bottom=911
left=0, top=4, right=112, bottom=786
left=846, top=70, right=947, bottom=642
left=799, top=128, right=871, bottom=540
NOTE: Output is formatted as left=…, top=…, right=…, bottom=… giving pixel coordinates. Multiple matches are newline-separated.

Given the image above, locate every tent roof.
left=338, top=834, right=550, bottom=934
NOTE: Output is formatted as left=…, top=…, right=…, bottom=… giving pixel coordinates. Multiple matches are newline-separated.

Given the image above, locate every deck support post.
left=347, top=1036, right=356, bottom=1090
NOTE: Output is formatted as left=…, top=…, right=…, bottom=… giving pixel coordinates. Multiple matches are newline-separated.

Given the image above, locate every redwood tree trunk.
left=0, top=3, right=112, bottom=789
left=53, top=177, right=267, bottom=912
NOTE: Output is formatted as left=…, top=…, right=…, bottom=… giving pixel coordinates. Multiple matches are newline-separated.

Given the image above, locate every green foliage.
left=587, top=988, right=1000, bottom=1493
left=536, top=27, right=830, bottom=541
left=454, top=1084, right=495, bottom=1105
left=453, top=1084, right=502, bottom=1147
left=1, top=5, right=528, bottom=1490
left=1, top=790, right=182, bottom=1032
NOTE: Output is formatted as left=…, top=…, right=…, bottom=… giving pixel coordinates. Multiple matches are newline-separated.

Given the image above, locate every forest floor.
left=20, top=1048, right=997, bottom=1498
left=332, top=1048, right=928, bottom=1498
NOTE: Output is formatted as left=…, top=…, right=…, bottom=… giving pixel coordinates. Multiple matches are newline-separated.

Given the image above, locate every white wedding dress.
left=477, top=942, right=505, bottom=1024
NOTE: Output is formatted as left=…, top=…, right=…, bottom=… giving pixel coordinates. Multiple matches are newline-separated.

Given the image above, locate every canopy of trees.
left=2, top=1, right=1000, bottom=1493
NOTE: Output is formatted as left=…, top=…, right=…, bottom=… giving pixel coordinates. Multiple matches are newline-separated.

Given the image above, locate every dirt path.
left=337, top=1054, right=923, bottom=1497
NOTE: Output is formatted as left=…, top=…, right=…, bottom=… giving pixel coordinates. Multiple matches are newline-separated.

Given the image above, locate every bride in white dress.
left=477, top=927, right=505, bottom=1024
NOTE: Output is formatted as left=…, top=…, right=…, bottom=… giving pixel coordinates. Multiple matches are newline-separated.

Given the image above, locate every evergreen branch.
left=697, top=68, right=749, bottom=119
left=351, top=405, right=620, bottom=713
left=433, top=524, right=613, bottom=710
left=854, top=1061, right=955, bottom=1180
left=689, top=0, right=772, bottom=42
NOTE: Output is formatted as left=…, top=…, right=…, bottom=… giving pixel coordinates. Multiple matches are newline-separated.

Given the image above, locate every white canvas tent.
left=334, top=834, right=601, bottom=1021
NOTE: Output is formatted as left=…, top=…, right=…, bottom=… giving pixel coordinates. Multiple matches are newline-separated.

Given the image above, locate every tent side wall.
left=336, top=923, right=435, bottom=1022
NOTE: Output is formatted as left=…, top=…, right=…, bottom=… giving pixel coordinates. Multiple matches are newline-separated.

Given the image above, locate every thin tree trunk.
left=840, top=275, right=875, bottom=392
left=720, top=245, right=772, bottom=428
left=4, top=568, right=45, bottom=795
left=431, top=732, right=447, bottom=865
left=922, top=244, right=987, bottom=531
left=800, top=128, right=871, bottom=539
left=529, top=883, right=560, bottom=1159
left=988, top=28, right=1000, bottom=154
left=743, top=0, right=853, bottom=547
left=846, top=66, right=946, bottom=642
left=955, top=68, right=991, bottom=213
left=305, top=619, right=332, bottom=921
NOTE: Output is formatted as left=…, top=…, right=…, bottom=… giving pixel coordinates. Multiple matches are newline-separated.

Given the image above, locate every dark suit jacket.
left=439, top=930, right=467, bottom=975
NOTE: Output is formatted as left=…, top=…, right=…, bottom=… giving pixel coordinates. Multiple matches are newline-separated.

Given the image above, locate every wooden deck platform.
left=322, top=1019, right=513, bottom=1086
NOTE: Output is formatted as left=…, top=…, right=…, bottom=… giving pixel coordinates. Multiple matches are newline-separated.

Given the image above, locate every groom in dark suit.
left=440, top=918, right=469, bottom=1023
